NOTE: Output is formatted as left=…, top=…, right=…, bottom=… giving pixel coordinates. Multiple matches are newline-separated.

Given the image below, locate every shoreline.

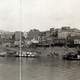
left=0, top=46, right=78, bottom=57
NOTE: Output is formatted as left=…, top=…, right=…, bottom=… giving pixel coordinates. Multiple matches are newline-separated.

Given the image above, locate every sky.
left=0, top=0, right=80, bottom=31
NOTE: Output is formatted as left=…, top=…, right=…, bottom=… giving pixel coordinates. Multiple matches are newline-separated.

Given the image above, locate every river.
left=0, top=57, right=80, bottom=80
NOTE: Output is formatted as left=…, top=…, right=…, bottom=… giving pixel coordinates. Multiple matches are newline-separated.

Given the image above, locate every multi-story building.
left=58, top=29, right=71, bottom=39
left=71, top=36, right=80, bottom=45
left=14, top=31, right=23, bottom=41
left=70, top=29, right=80, bottom=37
left=58, top=27, right=80, bottom=39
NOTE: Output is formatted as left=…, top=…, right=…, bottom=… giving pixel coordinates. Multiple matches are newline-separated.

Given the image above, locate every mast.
left=19, top=0, right=22, bottom=80
left=20, top=32, right=22, bottom=57
left=19, top=31, right=22, bottom=80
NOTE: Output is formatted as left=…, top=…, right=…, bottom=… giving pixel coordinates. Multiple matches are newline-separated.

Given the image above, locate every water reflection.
left=0, top=57, right=80, bottom=80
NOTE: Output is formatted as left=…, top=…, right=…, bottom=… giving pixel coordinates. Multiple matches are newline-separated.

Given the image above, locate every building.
left=53, top=38, right=66, bottom=46
left=58, top=30, right=71, bottom=39
left=58, top=27, right=80, bottom=39
left=61, top=26, right=70, bottom=30
left=50, top=28, right=55, bottom=36
left=14, top=31, right=23, bottom=41
left=58, top=26, right=71, bottom=39
left=70, top=29, right=80, bottom=37
left=72, top=36, right=80, bottom=45
left=39, top=31, right=51, bottom=42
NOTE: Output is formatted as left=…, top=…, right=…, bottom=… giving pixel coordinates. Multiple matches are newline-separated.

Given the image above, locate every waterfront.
left=0, top=57, right=80, bottom=80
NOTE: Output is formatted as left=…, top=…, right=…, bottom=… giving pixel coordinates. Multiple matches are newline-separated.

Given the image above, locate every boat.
left=62, top=51, right=80, bottom=60
left=16, top=51, right=41, bottom=58
left=0, top=52, right=7, bottom=57
left=26, top=51, right=41, bottom=58
left=5, top=51, right=18, bottom=57
left=0, top=50, right=41, bottom=58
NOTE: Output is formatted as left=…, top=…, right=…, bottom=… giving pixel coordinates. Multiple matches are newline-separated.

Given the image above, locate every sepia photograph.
left=0, top=0, right=80, bottom=80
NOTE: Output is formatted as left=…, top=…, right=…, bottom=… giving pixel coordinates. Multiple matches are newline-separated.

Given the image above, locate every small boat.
left=0, top=50, right=41, bottom=58
left=62, top=51, right=80, bottom=60
left=26, top=51, right=40, bottom=58
left=0, top=52, right=7, bottom=57
left=5, top=51, right=18, bottom=57
left=15, top=51, right=41, bottom=58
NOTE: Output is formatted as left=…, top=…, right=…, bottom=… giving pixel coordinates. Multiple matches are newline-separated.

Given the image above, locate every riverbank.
left=32, top=47, right=77, bottom=56
left=0, top=45, right=78, bottom=57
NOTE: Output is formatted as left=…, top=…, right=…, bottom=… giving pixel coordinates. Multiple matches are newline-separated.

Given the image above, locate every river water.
left=0, top=57, right=80, bottom=80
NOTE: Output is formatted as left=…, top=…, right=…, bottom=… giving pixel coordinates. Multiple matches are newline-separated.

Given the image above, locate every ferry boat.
left=62, top=51, right=80, bottom=60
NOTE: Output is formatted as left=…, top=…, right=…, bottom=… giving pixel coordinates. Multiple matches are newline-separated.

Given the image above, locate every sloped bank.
left=34, top=47, right=77, bottom=57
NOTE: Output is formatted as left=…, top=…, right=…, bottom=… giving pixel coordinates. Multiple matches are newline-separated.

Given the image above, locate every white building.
left=74, top=39, right=80, bottom=44
left=31, top=38, right=39, bottom=43
left=58, top=30, right=71, bottom=39
left=58, top=27, right=80, bottom=39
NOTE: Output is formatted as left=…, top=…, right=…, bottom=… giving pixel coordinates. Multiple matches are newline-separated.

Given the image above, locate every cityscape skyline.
left=0, top=25, right=80, bottom=32
left=0, top=26, right=80, bottom=32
